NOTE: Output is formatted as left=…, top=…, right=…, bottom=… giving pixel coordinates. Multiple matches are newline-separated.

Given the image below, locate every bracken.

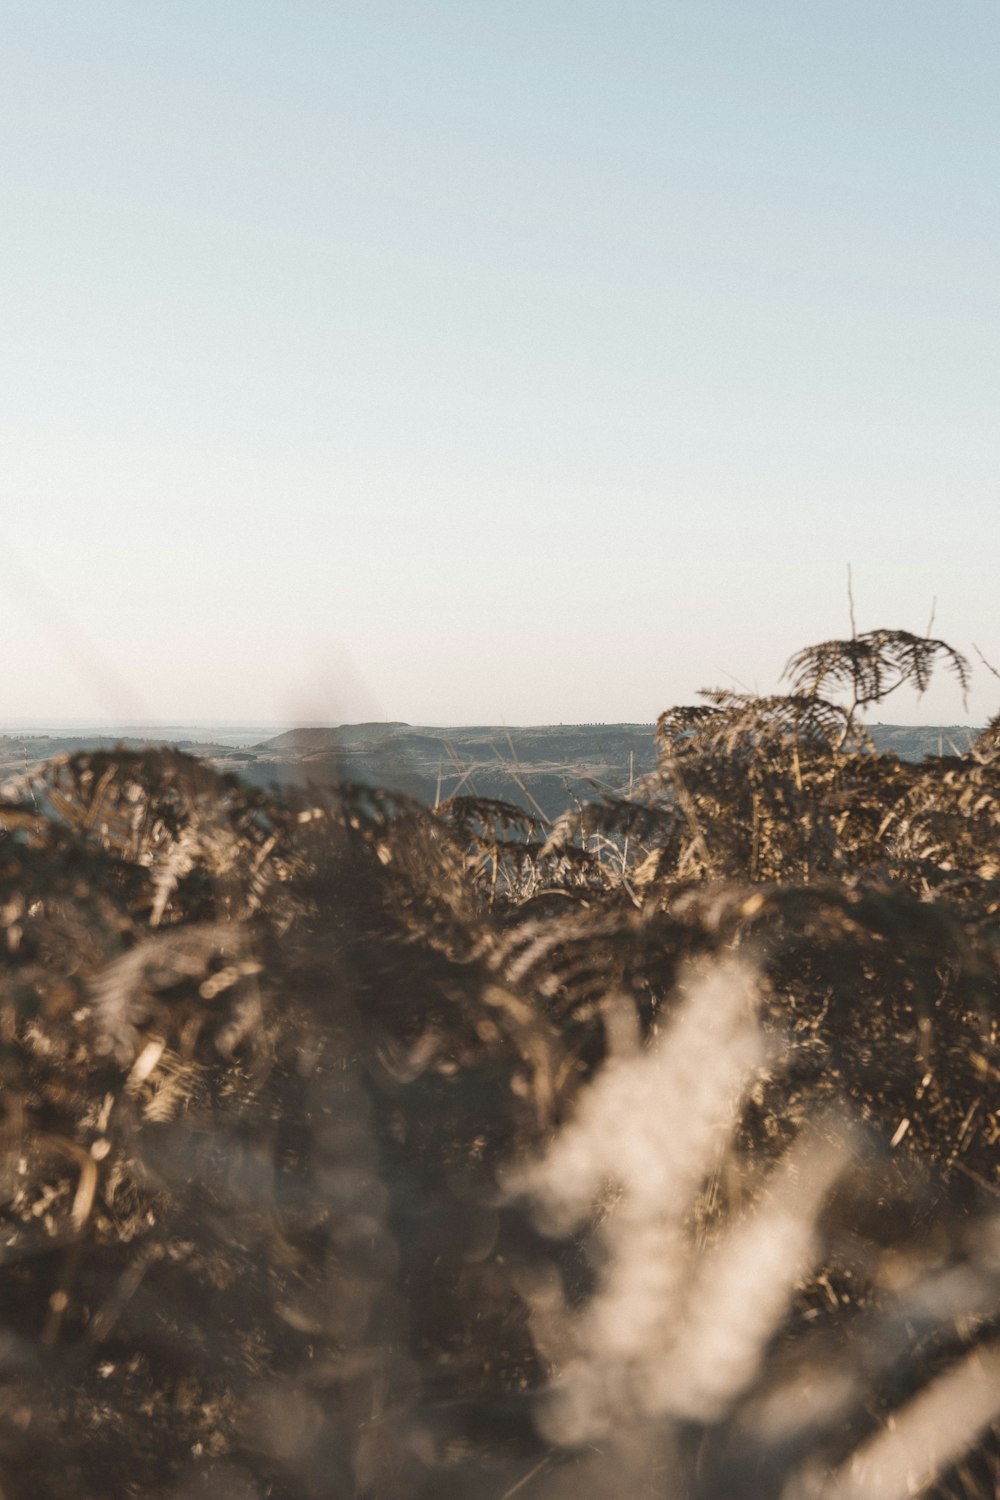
left=0, top=626, right=997, bottom=1500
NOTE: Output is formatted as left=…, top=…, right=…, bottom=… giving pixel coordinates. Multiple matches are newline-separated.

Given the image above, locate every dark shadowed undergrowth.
left=0, top=629, right=998, bottom=1500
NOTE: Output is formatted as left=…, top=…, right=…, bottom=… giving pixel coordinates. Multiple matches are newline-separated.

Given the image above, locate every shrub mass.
left=0, top=629, right=998, bottom=1500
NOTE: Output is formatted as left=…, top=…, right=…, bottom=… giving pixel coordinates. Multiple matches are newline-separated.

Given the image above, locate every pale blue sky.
left=3, top=2, right=997, bottom=724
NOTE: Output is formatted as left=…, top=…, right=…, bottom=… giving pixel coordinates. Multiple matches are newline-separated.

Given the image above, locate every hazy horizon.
left=4, top=3, right=998, bottom=726
left=0, top=710, right=986, bottom=738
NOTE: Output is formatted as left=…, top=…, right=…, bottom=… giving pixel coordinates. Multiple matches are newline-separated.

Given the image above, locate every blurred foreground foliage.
left=0, top=630, right=998, bottom=1500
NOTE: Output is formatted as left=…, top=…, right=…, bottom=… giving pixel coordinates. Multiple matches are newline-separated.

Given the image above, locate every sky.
left=2, top=1, right=998, bottom=726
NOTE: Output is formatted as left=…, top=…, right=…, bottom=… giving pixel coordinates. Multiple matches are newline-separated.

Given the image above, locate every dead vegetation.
left=0, top=628, right=998, bottom=1499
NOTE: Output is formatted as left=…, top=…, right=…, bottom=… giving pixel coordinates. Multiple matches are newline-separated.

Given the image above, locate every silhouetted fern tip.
left=0, top=627, right=998, bottom=1500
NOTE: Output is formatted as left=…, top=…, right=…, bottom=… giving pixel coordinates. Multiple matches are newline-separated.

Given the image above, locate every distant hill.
left=241, top=723, right=659, bottom=818
left=241, top=721, right=985, bottom=820
left=867, top=724, right=978, bottom=759
left=1, top=722, right=984, bottom=823
left=259, top=723, right=411, bottom=752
